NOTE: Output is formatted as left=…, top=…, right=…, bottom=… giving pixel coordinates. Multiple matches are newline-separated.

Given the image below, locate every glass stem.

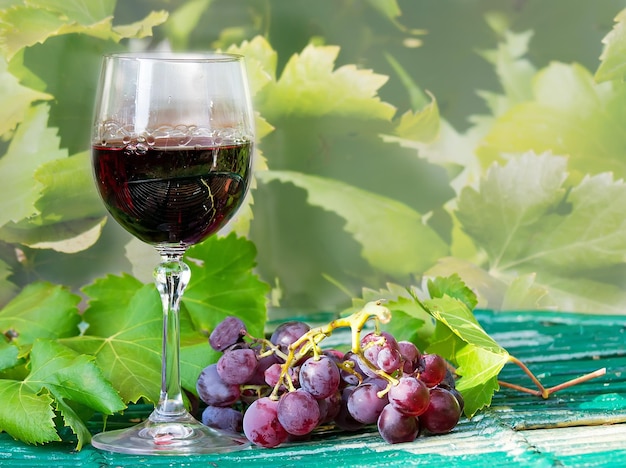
left=153, top=253, right=190, bottom=419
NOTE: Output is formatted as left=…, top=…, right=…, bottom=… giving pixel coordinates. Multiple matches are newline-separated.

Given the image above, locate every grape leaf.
left=64, top=277, right=164, bottom=404
left=422, top=293, right=509, bottom=417
left=456, top=152, right=568, bottom=271
left=183, top=233, right=269, bottom=340
left=0, top=1, right=168, bottom=59
left=0, top=258, right=18, bottom=307
left=478, top=62, right=626, bottom=181
left=0, top=103, right=66, bottom=229
left=0, top=151, right=107, bottom=253
left=257, top=170, right=448, bottom=276
left=0, top=339, right=124, bottom=448
left=0, top=281, right=81, bottom=347
left=393, top=94, right=440, bottom=143
left=65, top=235, right=268, bottom=403
left=257, top=43, right=395, bottom=121
left=453, top=152, right=626, bottom=312
left=165, top=0, right=213, bottom=50
left=354, top=282, right=435, bottom=347
left=476, top=29, right=536, bottom=115
left=525, top=172, right=626, bottom=270
left=227, top=36, right=278, bottom=96
left=0, top=341, right=19, bottom=372
left=595, top=7, right=626, bottom=83
left=0, top=56, right=51, bottom=138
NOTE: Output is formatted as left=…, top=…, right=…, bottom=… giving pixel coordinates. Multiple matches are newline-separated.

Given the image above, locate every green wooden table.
left=1, top=310, right=625, bottom=467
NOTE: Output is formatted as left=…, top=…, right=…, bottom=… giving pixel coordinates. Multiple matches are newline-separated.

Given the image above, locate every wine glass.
left=90, top=52, right=254, bottom=455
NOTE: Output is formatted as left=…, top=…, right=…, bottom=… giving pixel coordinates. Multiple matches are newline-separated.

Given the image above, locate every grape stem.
left=269, top=300, right=393, bottom=399
left=498, top=356, right=607, bottom=399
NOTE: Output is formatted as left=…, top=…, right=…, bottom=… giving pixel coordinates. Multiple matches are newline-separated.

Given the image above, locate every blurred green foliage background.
left=2, top=0, right=626, bottom=317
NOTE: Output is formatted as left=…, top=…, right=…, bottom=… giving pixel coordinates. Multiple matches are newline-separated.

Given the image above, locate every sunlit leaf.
left=393, top=93, right=440, bottom=143
left=65, top=234, right=268, bottom=403
left=257, top=43, right=395, bottom=121
left=163, top=0, right=213, bottom=50
left=0, top=56, right=51, bottom=138
left=478, top=62, right=626, bottom=181
left=0, top=339, right=124, bottom=448
left=526, top=172, right=626, bottom=270
left=422, top=292, right=509, bottom=417
left=0, top=104, right=66, bottom=228
left=456, top=152, right=568, bottom=271
left=0, top=282, right=81, bottom=347
left=595, top=7, right=626, bottom=82
left=227, top=36, right=278, bottom=96
left=0, top=2, right=167, bottom=59
left=183, top=233, right=269, bottom=340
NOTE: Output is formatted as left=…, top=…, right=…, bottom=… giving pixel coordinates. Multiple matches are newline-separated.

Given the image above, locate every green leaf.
left=0, top=1, right=168, bottom=59
left=164, top=0, right=213, bottom=50
left=0, top=103, right=66, bottom=229
left=257, top=43, right=395, bottom=121
left=476, top=29, right=536, bottom=113
left=456, top=152, right=568, bottom=271
left=66, top=278, right=163, bottom=404
left=257, top=170, right=448, bottom=277
left=427, top=273, right=478, bottom=312
left=0, top=339, right=124, bottom=448
left=0, top=258, right=18, bottom=307
left=478, top=62, right=626, bottom=181
left=227, top=36, right=278, bottom=96
left=353, top=282, right=435, bottom=347
left=0, top=151, right=107, bottom=253
left=525, top=172, right=626, bottom=270
left=0, top=379, right=58, bottom=444
left=67, top=237, right=268, bottom=404
left=0, top=282, right=81, bottom=347
left=183, top=233, right=269, bottom=340
left=0, top=56, right=51, bottom=138
left=595, top=8, right=626, bottom=82
left=0, top=340, right=19, bottom=372
left=422, top=294, right=509, bottom=417
left=393, top=94, right=440, bottom=143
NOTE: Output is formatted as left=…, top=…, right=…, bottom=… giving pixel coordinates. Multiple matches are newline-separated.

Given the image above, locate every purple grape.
left=377, top=404, right=419, bottom=444
left=270, top=321, right=310, bottom=352
left=334, top=386, right=364, bottom=431
left=217, top=347, right=257, bottom=384
left=376, top=346, right=403, bottom=373
left=398, top=341, right=421, bottom=373
left=277, top=390, right=321, bottom=436
left=363, top=376, right=388, bottom=391
left=419, top=354, right=448, bottom=387
left=209, top=316, right=246, bottom=351
left=264, top=363, right=299, bottom=390
left=361, top=332, right=402, bottom=374
left=448, top=387, right=465, bottom=413
left=299, top=355, right=340, bottom=399
left=201, top=405, right=243, bottom=433
left=420, top=387, right=461, bottom=434
left=341, top=352, right=366, bottom=385
left=388, top=376, right=430, bottom=416
left=242, top=397, right=288, bottom=448
left=247, top=349, right=281, bottom=385
left=317, top=390, right=341, bottom=424
left=196, top=364, right=240, bottom=407
left=347, top=383, right=388, bottom=424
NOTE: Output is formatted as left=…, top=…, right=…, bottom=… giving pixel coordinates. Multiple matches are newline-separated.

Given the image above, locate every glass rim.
left=103, top=51, right=244, bottom=63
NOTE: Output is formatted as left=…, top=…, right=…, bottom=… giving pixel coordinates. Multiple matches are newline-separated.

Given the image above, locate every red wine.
left=93, top=139, right=252, bottom=246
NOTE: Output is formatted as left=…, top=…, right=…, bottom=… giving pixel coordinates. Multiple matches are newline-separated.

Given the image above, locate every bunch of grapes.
left=195, top=301, right=464, bottom=448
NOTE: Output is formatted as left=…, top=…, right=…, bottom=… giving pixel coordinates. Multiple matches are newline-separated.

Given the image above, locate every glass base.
left=91, top=411, right=250, bottom=456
